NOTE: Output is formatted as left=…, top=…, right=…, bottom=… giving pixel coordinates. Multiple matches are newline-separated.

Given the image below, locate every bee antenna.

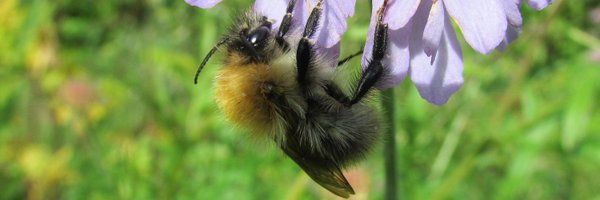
left=194, top=38, right=230, bottom=84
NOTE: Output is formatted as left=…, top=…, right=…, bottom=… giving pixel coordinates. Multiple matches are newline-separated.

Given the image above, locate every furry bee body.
left=215, top=43, right=380, bottom=165
left=194, top=1, right=391, bottom=197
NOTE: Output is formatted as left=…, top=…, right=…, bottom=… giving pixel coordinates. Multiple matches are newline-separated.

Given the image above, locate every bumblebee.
left=194, top=0, right=390, bottom=197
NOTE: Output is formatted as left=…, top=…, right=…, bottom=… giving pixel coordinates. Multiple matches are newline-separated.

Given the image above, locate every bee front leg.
left=296, top=0, right=323, bottom=88
left=275, top=0, right=297, bottom=50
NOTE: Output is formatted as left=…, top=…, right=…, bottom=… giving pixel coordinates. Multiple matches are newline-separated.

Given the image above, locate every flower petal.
left=496, top=24, right=521, bottom=51
left=255, top=0, right=352, bottom=62
left=362, top=0, right=411, bottom=88
left=410, top=2, right=463, bottom=105
left=444, top=0, right=507, bottom=54
left=381, top=26, right=412, bottom=88
left=527, top=0, right=552, bottom=10
left=361, top=0, right=383, bottom=68
left=385, top=0, right=421, bottom=29
left=500, top=0, right=523, bottom=27
left=361, top=1, right=380, bottom=69
left=422, top=0, right=445, bottom=59
left=292, top=0, right=315, bottom=28
left=496, top=0, right=522, bottom=51
left=185, top=0, right=222, bottom=8
left=315, top=0, right=356, bottom=48
left=253, top=0, right=316, bottom=30
left=253, top=0, right=291, bottom=28
left=319, top=42, right=341, bottom=68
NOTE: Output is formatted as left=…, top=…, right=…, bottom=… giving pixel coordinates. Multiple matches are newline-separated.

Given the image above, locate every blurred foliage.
left=1, top=0, right=599, bottom=199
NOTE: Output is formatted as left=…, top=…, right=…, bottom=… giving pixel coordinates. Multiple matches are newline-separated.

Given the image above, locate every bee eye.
left=247, top=26, right=270, bottom=46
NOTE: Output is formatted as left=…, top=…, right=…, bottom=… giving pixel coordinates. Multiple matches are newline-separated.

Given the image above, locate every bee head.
left=194, top=11, right=276, bottom=84
left=226, top=12, right=276, bottom=64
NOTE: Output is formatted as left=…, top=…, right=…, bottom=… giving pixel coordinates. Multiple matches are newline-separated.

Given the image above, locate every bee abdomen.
left=291, top=103, right=381, bottom=165
left=279, top=102, right=380, bottom=196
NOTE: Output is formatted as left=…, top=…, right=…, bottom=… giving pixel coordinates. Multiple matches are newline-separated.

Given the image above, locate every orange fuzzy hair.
left=214, top=53, right=296, bottom=138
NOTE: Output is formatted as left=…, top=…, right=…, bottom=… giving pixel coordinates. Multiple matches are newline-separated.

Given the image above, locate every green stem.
left=382, top=88, right=397, bottom=200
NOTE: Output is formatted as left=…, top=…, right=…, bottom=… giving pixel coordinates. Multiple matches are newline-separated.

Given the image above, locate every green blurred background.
left=1, top=0, right=600, bottom=199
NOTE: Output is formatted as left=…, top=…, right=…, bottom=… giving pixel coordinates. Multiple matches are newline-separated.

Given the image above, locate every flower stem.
left=382, top=88, right=397, bottom=200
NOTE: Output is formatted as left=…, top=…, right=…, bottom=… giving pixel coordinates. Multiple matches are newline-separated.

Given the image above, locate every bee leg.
left=346, top=2, right=389, bottom=106
left=296, top=0, right=323, bottom=87
left=324, top=81, right=351, bottom=105
left=276, top=0, right=297, bottom=50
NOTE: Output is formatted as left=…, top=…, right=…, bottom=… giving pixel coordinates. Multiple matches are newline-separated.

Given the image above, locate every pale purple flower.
left=185, top=0, right=222, bottom=8
left=253, top=0, right=355, bottom=61
left=527, top=0, right=553, bottom=11
left=362, top=0, right=552, bottom=105
left=186, top=0, right=355, bottom=62
left=186, top=0, right=552, bottom=105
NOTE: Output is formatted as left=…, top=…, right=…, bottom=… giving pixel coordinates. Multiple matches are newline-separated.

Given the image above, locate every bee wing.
left=281, top=146, right=355, bottom=198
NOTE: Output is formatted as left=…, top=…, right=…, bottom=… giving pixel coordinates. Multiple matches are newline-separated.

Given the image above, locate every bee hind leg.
left=324, top=81, right=351, bottom=105
left=346, top=2, right=389, bottom=106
